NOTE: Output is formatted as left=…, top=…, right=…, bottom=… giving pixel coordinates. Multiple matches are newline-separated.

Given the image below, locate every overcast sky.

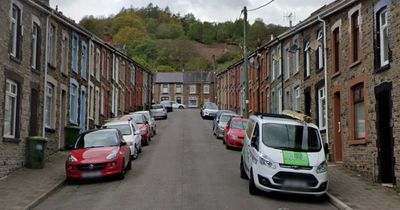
left=50, top=0, right=334, bottom=26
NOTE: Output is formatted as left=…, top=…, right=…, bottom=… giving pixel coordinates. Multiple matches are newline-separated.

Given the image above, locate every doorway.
left=375, top=83, right=394, bottom=184
left=304, top=90, right=311, bottom=116
left=29, top=88, right=39, bottom=136
left=333, top=91, right=343, bottom=161
left=59, top=90, right=67, bottom=149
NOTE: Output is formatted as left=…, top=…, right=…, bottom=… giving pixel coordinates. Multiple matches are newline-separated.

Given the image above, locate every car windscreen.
left=231, top=120, right=248, bottom=130
left=103, top=124, right=131, bottom=135
left=220, top=115, right=236, bottom=123
left=130, top=115, right=145, bottom=124
left=262, top=123, right=322, bottom=152
left=75, top=130, right=119, bottom=149
left=205, top=103, right=218, bottom=109
left=152, top=105, right=163, bottom=109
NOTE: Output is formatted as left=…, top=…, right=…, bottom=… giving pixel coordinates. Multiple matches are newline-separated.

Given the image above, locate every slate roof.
left=183, top=72, right=214, bottom=84
left=155, top=73, right=183, bottom=83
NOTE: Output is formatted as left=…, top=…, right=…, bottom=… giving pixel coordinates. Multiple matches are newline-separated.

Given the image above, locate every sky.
left=50, top=0, right=335, bottom=26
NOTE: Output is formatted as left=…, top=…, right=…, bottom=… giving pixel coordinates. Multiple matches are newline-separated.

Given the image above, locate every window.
left=95, top=48, right=101, bottom=81
left=285, top=90, right=291, bottom=110
left=31, top=21, right=40, bottom=70
left=190, top=85, right=196, bottom=94
left=333, top=28, right=340, bottom=73
left=10, top=4, right=22, bottom=59
left=80, top=86, right=87, bottom=132
left=317, top=31, right=324, bottom=70
left=101, top=50, right=106, bottom=77
left=81, top=41, right=88, bottom=80
left=176, top=84, right=182, bottom=93
left=89, top=83, right=94, bottom=119
left=176, top=96, right=182, bottom=104
left=106, top=55, right=111, bottom=80
left=162, top=84, right=169, bottom=94
left=45, top=83, right=54, bottom=129
left=3, top=80, right=18, bottom=138
left=89, top=43, right=94, bottom=77
left=61, top=33, right=69, bottom=75
left=353, top=84, right=365, bottom=139
left=351, top=11, right=360, bottom=63
left=270, top=51, right=275, bottom=81
left=100, top=88, right=104, bottom=115
left=161, top=96, right=169, bottom=101
left=48, top=24, right=56, bottom=66
left=304, top=41, right=311, bottom=77
left=378, top=8, right=389, bottom=67
left=69, top=79, right=79, bottom=124
left=318, top=87, right=327, bottom=130
left=277, top=45, right=282, bottom=77
left=284, top=47, right=290, bottom=80
left=294, top=86, right=301, bottom=111
left=71, top=33, right=79, bottom=73
left=95, top=87, right=100, bottom=125
left=271, top=90, right=276, bottom=114
left=188, top=96, right=198, bottom=108
left=204, top=85, right=210, bottom=94
left=278, top=86, right=283, bottom=114
left=130, top=65, right=136, bottom=85
left=293, top=38, right=300, bottom=73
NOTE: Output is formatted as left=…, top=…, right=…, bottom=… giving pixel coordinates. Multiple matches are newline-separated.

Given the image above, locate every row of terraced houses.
left=217, top=0, right=400, bottom=188
left=0, top=0, right=153, bottom=177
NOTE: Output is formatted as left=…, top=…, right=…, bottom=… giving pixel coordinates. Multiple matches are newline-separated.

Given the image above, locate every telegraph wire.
left=248, top=0, right=275, bottom=12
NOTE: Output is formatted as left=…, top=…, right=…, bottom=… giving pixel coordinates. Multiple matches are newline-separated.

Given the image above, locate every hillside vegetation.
left=79, top=3, right=288, bottom=72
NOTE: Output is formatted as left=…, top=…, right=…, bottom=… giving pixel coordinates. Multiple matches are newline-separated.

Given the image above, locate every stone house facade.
left=0, top=0, right=153, bottom=178
left=216, top=0, right=400, bottom=189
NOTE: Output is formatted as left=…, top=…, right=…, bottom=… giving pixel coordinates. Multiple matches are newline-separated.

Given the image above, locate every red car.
left=223, top=117, right=248, bottom=149
left=65, top=129, right=132, bottom=182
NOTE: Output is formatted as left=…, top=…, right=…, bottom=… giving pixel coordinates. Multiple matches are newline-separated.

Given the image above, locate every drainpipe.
left=42, top=15, right=50, bottom=137
left=318, top=16, right=329, bottom=145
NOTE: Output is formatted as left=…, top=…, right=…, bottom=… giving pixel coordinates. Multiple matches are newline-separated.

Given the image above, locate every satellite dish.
left=310, top=40, right=319, bottom=51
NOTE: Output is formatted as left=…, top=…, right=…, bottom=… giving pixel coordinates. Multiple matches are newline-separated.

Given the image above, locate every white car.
left=135, top=111, right=156, bottom=136
left=102, top=120, right=142, bottom=159
left=151, top=104, right=167, bottom=120
left=241, top=111, right=328, bottom=196
left=172, top=102, right=186, bottom=109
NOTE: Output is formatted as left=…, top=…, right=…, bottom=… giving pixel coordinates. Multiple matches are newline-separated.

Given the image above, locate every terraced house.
left=217, top=0, right=400, bottom=189
left=0, top=0, right=153, bottom=178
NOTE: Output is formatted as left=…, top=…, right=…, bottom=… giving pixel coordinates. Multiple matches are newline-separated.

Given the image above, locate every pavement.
left=0, top=151, right=68, bottom=210
left=0, top=109, right=398, bottom=210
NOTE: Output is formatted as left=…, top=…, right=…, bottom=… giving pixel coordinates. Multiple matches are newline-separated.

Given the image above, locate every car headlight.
left=106, top=151, right=118, bottom=160
left=316, top=161, right=328, bottom=174
left=259, top=154, right=277, bottom=169
left=229, top=134, right=239, bottom=140
left=67, top=155, right=78, bottom=162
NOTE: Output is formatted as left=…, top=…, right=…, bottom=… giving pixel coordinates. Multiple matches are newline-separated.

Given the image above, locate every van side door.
left=243, top=119, right=256, bottom=171
left=249, top=123, right=260, bottom=167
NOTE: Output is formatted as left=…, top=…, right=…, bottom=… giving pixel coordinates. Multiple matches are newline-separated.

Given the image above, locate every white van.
left=240, top=111, right=329, bottom=196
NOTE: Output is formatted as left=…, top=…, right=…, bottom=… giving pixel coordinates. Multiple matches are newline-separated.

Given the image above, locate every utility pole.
left=243, top=6, right=249, bottom=118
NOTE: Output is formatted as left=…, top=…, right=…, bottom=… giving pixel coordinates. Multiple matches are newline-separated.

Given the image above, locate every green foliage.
left=79, top=4, right=288, bottom=72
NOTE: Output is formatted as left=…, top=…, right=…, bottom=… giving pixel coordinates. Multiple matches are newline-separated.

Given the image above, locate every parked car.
left=135, top=110, right=156, bottom=136
left=161, top=100, right=173, bottom=112
left=213, top=110, right=236, bottom=132
left=172, top=102, right=186, bottom=109
left=121, top=114, right=151, bottom=145
left=200, top=102, right=219, bottom=119
left=214, top=113, right=239, bottom=138
left=102, top=120, right=142, bottom=159
left=151, top=104, right=167, bottom=120
left=223, top=117, right=248, bottom=150
left=65, top=129, right=132, bottom=182
left=241, top=111, right=328, bottom=196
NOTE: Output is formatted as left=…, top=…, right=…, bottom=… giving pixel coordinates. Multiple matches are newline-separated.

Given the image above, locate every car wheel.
left=132, top=146, right=138, bottom=160
left=240, top=157, right=248, bottom=179
left=249, top=169, right=260, bottom=195
left=127, top=157, right=132, bottom=170
left=179, top=106, right=184, bottom=109
left=138, top=144, right=142, bottom=153
left=118, top=161, right=126, bottom=180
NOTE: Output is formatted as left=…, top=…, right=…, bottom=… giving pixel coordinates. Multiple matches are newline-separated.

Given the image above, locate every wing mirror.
left=134, top=130, right=141, bottom=135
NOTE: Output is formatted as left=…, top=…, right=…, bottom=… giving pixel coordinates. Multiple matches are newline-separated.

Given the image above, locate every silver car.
left=102, top=120, right=142, bottom=159
left=135, top=111, right=157, bottom=136
left=214, top=113, right=239, bottom=139
left=151, top=104, right=167, bottom=120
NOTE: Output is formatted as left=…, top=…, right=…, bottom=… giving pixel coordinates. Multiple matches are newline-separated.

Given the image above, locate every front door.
left=29, top=88, right=39, bottom=136
left=304, top=90, right=311, bottom=116
left=333, top=91, right=343, bottom=161
left=59, top=90, right=67, bottom=149
left=376, top=84, right=394, bottom=184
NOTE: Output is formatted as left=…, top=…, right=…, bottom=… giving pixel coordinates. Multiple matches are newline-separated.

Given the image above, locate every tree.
left=114, top=27, right=147, bottom=45
left=184, top=57, right=212, bottom=71
left=155, top=65, right=175, bottom=72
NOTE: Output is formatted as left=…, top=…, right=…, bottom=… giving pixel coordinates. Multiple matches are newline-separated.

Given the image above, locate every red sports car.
left=65, top=129, right=132, bottom=182
left=223, top=117, right=248, bottom=149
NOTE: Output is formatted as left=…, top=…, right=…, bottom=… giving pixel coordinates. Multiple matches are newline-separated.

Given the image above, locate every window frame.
left=270, top=50, right=276, bottom=81
left=350, top=10, right=361, bottom=63
left=9, top=3, right=22, bottom=59
left=332, top=27, right=340, bottom=74
left=69, top=79, right=79, bottom=124
left=294, top=86, right=301, bottom=111
left=81, top=41, right=88, bottom=80
left=175, top=84, right=182, bottom=93
left=284, top=45, right=290, bottom=81
left=95, top=48, right=101, bottom=81
left=190, top=85, right=197, bottom=94
left=31, top=19, right=41, bottom=71
left=304, top=41, right=311, bottom=78
left=45, top=82, right=55, bottom=129
left=348, top=76, right=367, bottom=145
left=318, top=86, right=327, bottom=130
left=378, top=8, right=389, bottom=67
left=61, top=31, right=69, bottom=76
left=71, top=33, right=79, bottom=74
left=3, top=79, right=18, bottom=138
left=317, top=30, right=324, bottom=70
left=48, top=23, right=57, bottom=67
left=203, top=85, right=210, bottom=94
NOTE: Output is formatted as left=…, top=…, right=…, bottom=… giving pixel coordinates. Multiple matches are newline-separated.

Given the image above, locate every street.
left=35, top=109, right=335, bottom=210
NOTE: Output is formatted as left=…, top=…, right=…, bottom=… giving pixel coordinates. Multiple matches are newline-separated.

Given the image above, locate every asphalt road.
left=34, top=109, right=335, bottom=210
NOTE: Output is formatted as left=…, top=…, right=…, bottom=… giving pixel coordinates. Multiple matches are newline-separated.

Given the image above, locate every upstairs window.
left=48, top=24, right=56, bottom=66
left=162, top=84, right=169, bottom=94
left=31, top=22, right=41, bottom=70
left=95, top=48, right=101, bottom=81
left=71, top=33, right=79, bottom=73
left=284, top=46, right=290, bottom=81
left=351, top=10, right=361, bottom=63
left=190, top=85, right=196, bottom=94
left=81, top=41, right=88, bottom=80
left=332, top=28, right=340, bottom=74
left=176, top=84, right=182, bottom=93
left=317, top=31, right=324, bottom=70
left=270, top=51, right=275, bottom=81
left=304, top=41, right=311, bottom=78
left=204, top=85, right=210, bottom=94
left=61, top=33, right=69, bottom=75
left=10, top=4, right=22, bottom=59
left=293, top=38, right=300, bottom=74
left=377, top=8, right=389, bottom=68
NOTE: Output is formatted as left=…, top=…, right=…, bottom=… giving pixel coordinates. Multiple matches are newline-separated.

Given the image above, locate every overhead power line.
left=248, top=0, right=275, bottom=12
